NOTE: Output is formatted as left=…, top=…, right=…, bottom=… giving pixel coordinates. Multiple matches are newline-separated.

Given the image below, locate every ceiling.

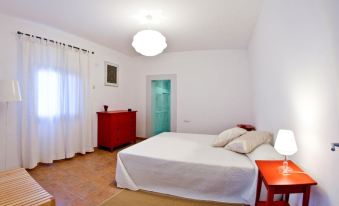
left=0, top=0, right=263, bottom=56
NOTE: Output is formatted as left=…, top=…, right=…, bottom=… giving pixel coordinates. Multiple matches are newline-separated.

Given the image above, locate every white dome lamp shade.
left=132, top=29, right=167, bottom=57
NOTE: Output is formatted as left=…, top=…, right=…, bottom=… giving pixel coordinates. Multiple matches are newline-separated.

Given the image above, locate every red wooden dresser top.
left=256, top=160, right=317, bottom=186
left=97, top=110, right=137, bottom=114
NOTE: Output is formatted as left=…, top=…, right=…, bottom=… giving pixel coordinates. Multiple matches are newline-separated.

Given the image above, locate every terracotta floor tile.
left=28, top=143, right=138, bottom=206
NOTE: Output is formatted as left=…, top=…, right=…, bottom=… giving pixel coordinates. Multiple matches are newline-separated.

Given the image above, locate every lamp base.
left=278, top=160, right=293, bottom=175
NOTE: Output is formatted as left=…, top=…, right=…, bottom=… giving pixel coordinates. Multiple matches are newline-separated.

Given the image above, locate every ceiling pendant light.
left=132, top=14, right=167, bottom=56
left=132, top=29, right=167, bottom=56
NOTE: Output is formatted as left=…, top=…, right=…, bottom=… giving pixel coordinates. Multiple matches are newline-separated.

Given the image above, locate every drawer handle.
left=331, top=143, right=339, bottom=151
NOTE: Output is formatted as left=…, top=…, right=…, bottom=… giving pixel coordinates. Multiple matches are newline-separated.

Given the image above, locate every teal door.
left=151, top=80, right=171, bottom=136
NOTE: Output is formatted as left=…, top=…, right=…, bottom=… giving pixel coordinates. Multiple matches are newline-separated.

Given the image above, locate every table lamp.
left=0, top=80, right=22, bottom=170
left=274, top=129, right=298, bottom=174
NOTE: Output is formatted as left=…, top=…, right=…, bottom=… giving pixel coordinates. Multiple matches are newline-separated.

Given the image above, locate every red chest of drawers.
left=97, top=110, right=137, bottom=151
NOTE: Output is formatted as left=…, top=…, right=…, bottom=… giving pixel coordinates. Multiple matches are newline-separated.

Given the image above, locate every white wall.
left=249, top=0, right=339, bottom=205
left=0, top=13, right=136, bottom=171
left=132, top=50, right=253, bottom=137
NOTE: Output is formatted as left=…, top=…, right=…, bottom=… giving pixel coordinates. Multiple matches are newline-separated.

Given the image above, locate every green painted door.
left=151, top=80, right=171, bottom=136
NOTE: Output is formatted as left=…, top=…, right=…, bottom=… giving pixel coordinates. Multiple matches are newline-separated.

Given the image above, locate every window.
left=67, top=74, right=79, bottom=116
left=38, top=70, right=60, bottom=118
left=38, top=69, right=79, bottom=118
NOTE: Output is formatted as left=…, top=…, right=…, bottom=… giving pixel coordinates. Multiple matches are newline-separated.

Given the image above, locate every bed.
left=116, top=132, right=282, bottom=205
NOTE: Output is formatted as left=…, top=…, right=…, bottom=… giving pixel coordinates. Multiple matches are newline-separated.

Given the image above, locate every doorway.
left=151, top=80, right=171, bottom=136
left=146, top=74, right=177, bottom=137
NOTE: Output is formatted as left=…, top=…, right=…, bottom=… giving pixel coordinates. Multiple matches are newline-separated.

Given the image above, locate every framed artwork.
left=104, top=62, right=119, bottom=87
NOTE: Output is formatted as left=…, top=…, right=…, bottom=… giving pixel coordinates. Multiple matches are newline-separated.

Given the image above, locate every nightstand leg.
left=285, top=193, right=290, bottom=202
left=255, top=173, right=262, bottom=206
left=302, top=186, right=311, bottom=206
left=266, top=187, right=274, bottom=206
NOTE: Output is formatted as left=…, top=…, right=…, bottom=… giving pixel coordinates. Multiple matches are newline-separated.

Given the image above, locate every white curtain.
left=18, top=35, right=93, bottom=169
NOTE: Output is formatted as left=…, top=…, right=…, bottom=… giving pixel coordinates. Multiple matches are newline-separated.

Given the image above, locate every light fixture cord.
left=146, top=14, right=153, bottom=30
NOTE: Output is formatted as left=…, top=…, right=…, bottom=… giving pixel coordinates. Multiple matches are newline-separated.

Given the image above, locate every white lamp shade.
left=274, top=129, right=298, bottom=156
left=132, top=29, right=167, bottom=56
left=0, top=80, right=22, bottom=102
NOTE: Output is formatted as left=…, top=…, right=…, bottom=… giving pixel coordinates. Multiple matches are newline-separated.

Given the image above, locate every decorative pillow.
left=212, top=127, right=247, bottom=147
left=225, top=131, right=273, bottom=154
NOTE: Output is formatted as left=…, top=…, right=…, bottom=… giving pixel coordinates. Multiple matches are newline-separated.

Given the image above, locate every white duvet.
left=116, top=132, right=282, bottom=205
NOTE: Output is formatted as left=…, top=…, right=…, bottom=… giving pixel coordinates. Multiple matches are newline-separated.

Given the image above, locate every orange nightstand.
left=255, top=160, right=317, bottom=206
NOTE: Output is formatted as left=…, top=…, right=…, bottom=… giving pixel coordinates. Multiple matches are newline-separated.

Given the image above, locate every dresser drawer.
left=97, top=110, right=137, bottom=150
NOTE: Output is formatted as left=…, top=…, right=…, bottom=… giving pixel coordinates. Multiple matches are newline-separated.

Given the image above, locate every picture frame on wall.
left=104, top=62, right=119, bottom=87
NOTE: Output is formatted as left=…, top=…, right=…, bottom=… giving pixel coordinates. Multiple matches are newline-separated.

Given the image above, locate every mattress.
left=116, top=132, right=281, bottom=205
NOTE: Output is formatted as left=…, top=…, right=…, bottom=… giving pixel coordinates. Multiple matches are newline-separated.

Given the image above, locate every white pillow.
left=212, top=127, right=247, bottom=147
left=225, top=131, right=273, bottom=153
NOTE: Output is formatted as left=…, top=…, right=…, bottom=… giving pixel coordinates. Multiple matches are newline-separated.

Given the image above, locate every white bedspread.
left=116, top=132, right=279, bottom=205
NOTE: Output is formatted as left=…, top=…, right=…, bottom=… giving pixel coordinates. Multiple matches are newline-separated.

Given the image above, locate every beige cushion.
left=225, top=131, right=273, bottom=154
left=212, top=127, right=247, bottom=147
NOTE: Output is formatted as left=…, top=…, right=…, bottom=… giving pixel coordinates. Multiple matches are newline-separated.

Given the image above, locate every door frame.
left=146, top=74, right=177, bottom=138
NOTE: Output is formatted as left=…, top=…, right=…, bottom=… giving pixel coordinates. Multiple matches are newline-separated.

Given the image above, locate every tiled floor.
left=28, top=146, right=130, bottom=206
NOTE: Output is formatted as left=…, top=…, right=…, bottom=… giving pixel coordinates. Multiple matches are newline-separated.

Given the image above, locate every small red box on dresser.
left=97, top=110, right=137, bottom=151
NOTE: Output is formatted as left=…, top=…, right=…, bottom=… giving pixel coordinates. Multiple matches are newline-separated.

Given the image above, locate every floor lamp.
left=0, top=80, right=21, bottom=170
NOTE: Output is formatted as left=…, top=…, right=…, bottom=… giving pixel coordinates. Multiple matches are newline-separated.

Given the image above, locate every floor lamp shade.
left=0, top=80, right=22, bottom=102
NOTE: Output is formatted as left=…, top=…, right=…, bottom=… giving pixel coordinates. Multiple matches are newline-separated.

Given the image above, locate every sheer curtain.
left=18, top=35, right=93, bottom=169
